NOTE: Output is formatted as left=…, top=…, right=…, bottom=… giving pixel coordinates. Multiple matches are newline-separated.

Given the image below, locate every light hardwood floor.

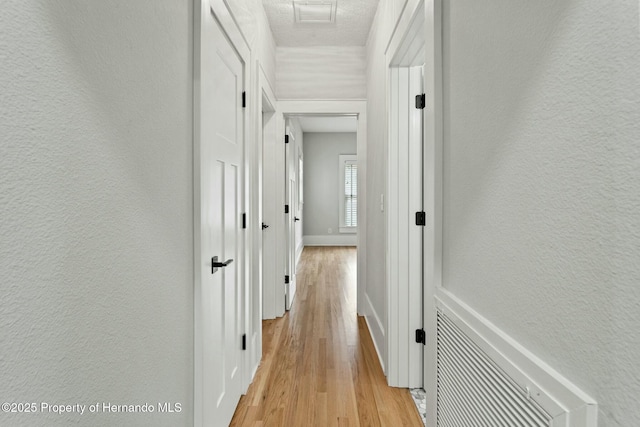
left=230, top=246, right=422, bottom=426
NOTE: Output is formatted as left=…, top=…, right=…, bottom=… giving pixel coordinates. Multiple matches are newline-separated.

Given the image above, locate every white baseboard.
left=435, top=288, right=598, bottom=425
left=304, top=234, right=357, bottom=246
left=365, top=293, right=386, bottom=374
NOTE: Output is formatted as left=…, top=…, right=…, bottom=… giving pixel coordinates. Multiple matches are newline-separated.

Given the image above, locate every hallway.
left=230, top=247, right=422, bottom=426
left=2, top=1, right=637, bottom=426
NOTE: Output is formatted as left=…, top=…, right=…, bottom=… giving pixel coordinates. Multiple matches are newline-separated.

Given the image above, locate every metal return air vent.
left=436, top=312, right=552, bottom=426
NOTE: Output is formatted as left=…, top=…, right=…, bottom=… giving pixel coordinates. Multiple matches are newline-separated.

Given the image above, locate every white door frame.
left=194, top=1, right=252, bottom=425
left=249, top=65, right=277, bottom=389
left=421, top=1, right=443, bottom=425
left=258, top=65, right=281, bottom=322
left=385, top=0, right=426, bottom=388
left=274, top=100, right=367, bottom=315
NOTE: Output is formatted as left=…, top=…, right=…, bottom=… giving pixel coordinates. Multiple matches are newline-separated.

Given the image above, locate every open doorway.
left=260, top=100, right=367, bottom=319
left=283, top=114, right=359, bottom=312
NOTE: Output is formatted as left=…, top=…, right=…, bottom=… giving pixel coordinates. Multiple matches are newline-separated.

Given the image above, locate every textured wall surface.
left=441, top=0, right=640, bottom=425
left=303, top=133, right=358, bottom=237
left=259, top=12, right=278, bottom=91
left=364, top=0, right=400, bottom=370
left=276, top=47, right=367, bottom=99
left=227, top=0, right=277, bottom=89
left=365, top=0, right=640, bottom=423
left=0, top=1, right=194, bottom=426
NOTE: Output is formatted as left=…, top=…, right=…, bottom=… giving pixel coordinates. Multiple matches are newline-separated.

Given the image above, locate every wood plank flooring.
left=230, top=246, right=422, bottom=427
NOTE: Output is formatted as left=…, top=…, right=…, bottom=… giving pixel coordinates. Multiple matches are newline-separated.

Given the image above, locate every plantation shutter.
left=344, top=161, right=357, bottom=227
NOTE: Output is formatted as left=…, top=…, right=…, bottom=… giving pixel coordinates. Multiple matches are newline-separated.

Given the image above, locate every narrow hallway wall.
left=367, top=0, right=640, bottom=424
left=1, top=2, right=194, bottom=426
left=364, top=0, right=403, bottom=371
left=439, top=1, right=640, bottom=424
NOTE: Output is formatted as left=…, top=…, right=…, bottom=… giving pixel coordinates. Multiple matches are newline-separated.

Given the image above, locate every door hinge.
left=415, top=329, right=426, bottom=345
left=242, top=333, right=246, bottom=350
left=415, top=93, right=426, bottom=109
left=285, top=275, right=290, bottom=284
left=242, top=213, right=246, bottom=229
left=285, top=134, right=289, bottom=144
left=242, top=91, right=246, bottom=108
left=415, top=211, right=426, bottom=226
left=285, top=204, right=289, bottom=214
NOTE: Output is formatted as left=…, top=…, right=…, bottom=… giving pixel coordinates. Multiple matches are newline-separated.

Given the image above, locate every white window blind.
left=344, top=162, right=357, bottom=227
left=339, top=154, right=357, bottom=233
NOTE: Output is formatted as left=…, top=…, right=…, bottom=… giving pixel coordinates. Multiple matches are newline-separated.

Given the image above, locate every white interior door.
left=198, top=10, right=244, bottom=426
left=262, top=109, right=279, bottom=319
left=387, top=64, right=425, bottom=388
left=285, top=126, right=297, bottom=310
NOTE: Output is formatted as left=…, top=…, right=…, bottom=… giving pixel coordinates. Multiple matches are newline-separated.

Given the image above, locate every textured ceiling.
left=262, top=0, right=380, bottom=46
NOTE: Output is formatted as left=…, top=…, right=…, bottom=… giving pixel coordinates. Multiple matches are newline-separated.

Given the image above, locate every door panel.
left=199, top=9, right=244, bottom=426
left=284, top=127, right=297, bottom=310
left=262, top=111, right=281, bottom=319
left=286, top=177, right=297, bottom=309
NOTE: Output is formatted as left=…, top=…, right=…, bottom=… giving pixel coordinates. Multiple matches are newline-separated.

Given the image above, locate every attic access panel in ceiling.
left=293, top=1, right=337, bottom=24
left=262, top=0, right=378, bottom=46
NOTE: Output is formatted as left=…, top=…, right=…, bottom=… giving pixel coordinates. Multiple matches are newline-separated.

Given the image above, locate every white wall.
left=0, top=2, right=193, bottom=426
left=227, top=0, right=277, bottom=89
left=367, top=0, right=640, bottom=424
left=440, top=1, right=640, bottom=425
left=276, top=47, right=367, bottom=99
left=303, top=133, right=358, bottom=246
left=364, top=0, right=399, bottom=370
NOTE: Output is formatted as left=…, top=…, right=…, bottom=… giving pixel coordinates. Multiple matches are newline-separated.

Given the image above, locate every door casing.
left=385, top=0, right=426, bottom=388
left=259, top=66, right=281, bottom=321
left=420, top=1, right=444, bottom=425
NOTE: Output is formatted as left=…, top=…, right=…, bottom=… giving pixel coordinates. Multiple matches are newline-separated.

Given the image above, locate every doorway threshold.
left=410, top=388, right=426, bottom=426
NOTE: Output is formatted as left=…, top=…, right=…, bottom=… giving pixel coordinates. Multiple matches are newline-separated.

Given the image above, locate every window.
left=298, top=154, right=303, bottom=205
left=339, top=154, right=357, bottom=233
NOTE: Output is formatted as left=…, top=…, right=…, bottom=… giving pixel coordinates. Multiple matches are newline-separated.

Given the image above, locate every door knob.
left=262, top=223, right=269, bottom=229
left=211, top=256, right=234, bottom=274
left=294, top=217, right=300, bottom=222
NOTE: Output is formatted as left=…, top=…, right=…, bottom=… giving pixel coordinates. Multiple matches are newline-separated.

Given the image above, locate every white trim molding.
left=422, top=0, right=445, bottom=424
left=435, top=289, right=598, bottom=426
left=338, top=227, right=357, bottom=234
left=365, top=294, right=386, bottom=374
left=304, top=235, right=357, bottom=246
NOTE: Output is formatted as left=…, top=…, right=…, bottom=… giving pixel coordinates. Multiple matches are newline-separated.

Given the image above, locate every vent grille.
left=437, top=312, right=552, bottom=427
